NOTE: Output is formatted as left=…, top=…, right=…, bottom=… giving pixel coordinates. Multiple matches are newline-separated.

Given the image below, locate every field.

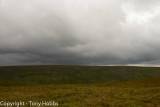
left=0, top=65, right=160, bottom=107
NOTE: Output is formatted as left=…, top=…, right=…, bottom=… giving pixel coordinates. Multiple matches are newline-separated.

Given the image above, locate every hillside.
left=0, top=65, right=160, bottom=85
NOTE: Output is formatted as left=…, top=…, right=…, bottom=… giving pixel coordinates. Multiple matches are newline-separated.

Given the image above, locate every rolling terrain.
left=0, top=65, right=160, bottom=107
left=0, top=65, right=160, bottom=85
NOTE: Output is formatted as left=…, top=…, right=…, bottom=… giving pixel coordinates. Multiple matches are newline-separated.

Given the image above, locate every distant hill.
left=0, top=65, right=160, bottom=85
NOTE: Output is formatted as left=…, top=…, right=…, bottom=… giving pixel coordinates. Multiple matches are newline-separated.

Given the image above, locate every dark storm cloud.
left=0, top=0, right=160, bottom=66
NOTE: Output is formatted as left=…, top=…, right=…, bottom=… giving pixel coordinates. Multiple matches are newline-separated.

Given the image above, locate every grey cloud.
left=0, top=0, right=160, bottom=66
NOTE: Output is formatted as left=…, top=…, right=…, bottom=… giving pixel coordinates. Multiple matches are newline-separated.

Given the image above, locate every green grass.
left=0, top=65, right=160, bottom=107
left=0, top=65, right=160, bottom=85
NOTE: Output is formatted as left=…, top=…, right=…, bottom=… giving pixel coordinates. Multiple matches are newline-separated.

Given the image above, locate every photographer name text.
left=0, top=101, right=58, bottom=107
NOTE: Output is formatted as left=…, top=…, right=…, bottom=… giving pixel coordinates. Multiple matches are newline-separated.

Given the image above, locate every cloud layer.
left=0, top=0, right=160, bottom=66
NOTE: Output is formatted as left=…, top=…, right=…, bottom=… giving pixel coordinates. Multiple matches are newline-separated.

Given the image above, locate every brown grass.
left=0, top=77, right=160, bottom=107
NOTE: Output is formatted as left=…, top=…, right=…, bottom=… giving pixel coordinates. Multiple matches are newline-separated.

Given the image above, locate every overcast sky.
left=0, top=0, right=160, bottom=66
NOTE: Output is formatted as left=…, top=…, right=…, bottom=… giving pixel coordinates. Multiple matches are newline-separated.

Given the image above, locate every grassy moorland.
left=0, top=65, right=160, bottom=85
left=0, top=66, right=160, bottom=107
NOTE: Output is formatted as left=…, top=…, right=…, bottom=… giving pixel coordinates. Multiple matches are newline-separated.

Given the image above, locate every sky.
left=0, top=0, right=160, bottom=66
